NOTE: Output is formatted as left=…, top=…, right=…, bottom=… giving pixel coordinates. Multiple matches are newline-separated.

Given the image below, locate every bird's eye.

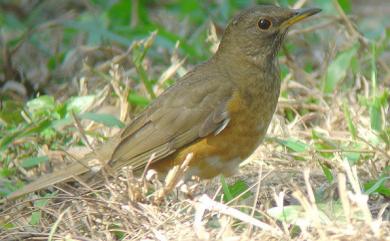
left=257, top=18, right=272, bottom=30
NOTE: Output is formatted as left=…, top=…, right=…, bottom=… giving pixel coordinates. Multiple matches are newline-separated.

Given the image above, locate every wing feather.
left=110, top=63, right=234, bottom=171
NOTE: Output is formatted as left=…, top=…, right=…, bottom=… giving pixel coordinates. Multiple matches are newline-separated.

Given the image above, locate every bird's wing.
left=110, top=64, right=234, bottom=170
left=4, top=62, right=234, bottom=201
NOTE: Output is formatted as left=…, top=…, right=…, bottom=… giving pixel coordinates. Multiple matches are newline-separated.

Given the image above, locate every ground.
left=0, top=0, right=389, bottom=240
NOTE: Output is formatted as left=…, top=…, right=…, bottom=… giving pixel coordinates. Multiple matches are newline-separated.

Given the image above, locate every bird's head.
left=217, top=5, right=321, bottom=66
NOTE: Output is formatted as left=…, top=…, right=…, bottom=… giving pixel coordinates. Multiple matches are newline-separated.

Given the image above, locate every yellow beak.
left=281, top=8, right=321, bottom=28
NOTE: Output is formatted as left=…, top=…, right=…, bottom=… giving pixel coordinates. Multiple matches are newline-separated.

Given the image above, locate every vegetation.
left=0, top=0, right=389, bottom=240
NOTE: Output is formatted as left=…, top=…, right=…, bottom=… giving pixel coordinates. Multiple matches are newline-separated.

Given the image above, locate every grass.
left=0, top=0, right=389, bottom=240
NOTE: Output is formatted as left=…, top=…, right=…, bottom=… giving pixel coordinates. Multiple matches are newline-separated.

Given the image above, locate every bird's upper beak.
left=281, top=8, right=321, bottom=28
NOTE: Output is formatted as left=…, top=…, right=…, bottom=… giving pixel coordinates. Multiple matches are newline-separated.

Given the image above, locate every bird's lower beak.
left=281, top=8, right=321, bottom=28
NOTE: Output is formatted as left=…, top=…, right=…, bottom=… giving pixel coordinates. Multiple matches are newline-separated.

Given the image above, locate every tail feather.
left=4, top=161, right=90, bottom=201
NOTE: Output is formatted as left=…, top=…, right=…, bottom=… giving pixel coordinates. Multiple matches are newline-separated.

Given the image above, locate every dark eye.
left=257, top=18, right=272, bottom=30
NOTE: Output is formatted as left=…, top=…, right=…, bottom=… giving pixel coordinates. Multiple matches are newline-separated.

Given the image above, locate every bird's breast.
left=150, top=89, right=277, bottom=179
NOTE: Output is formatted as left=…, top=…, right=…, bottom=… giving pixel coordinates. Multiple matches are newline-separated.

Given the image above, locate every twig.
left=96, top=43, right=135, bottom=72
left=358, top=135, right=390, bottom=160
left=337, top=172, right=351, bottom=223
left=48, top=207, right=70, bottom=241
left=292, top=0, right=308, bottom=9
left=155, top=153, right=193, bottom=203
left=141, top=153, right=156, bottom=181
left=71, top=111, right=94, bottom=152
left=248, top=167, right=263, bottom=236
left=196, top=194, right=282, bottom=235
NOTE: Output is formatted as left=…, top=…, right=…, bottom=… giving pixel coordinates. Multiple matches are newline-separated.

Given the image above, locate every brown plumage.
left=4, top=5, right=320, bottom=201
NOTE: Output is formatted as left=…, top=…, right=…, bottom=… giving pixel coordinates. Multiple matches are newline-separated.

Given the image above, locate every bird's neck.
left=209, top=46, right=281, bottom=138
left=211, top=42, right=281, bottom=114
left=212, top=43, right=281, bottom=91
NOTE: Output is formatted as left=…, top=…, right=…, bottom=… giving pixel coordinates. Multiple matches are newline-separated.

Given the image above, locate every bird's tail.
left=3, top=158, right=92, bottom=202
left=2, top=137, right=121, bottom=202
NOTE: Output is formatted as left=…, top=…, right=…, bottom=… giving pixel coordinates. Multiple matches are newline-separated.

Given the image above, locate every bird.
left=4, top=5, right=321, bottom=201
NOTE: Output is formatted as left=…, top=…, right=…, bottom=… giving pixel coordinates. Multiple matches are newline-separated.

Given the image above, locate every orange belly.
left=150, top=92, right=269, bottom=179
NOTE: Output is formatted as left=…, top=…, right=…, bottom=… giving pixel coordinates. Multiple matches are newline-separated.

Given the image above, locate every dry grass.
left=0, top=0, right=389, bottom=240
left=1, top=153, right=388, bottom=240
